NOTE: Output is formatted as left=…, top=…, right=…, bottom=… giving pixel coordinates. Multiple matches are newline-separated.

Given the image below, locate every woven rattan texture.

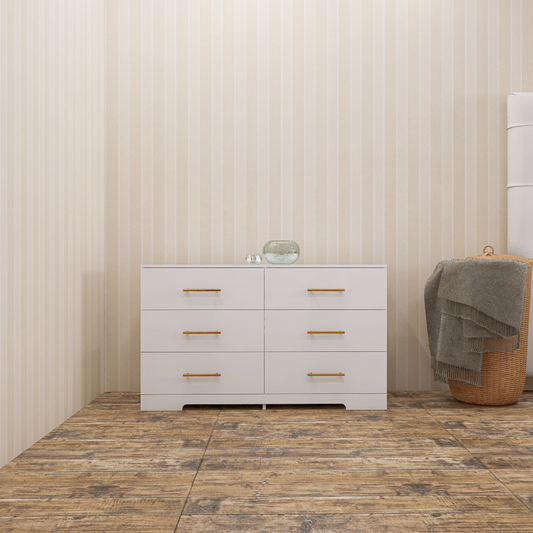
left=448, top=252, right=533, bottom=406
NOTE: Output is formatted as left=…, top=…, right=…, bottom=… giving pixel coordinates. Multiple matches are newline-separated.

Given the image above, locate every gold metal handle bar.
left=307, top=372, right=345, bottom=377
left=307, top=330, right=345, bottom=335
left=183, top=373, right=221, bottom=377
left=307, top=288, right=345, bottom=292
left=183, top=289, right=221, bottom=292
left=183, top=331, right=221, bottom=335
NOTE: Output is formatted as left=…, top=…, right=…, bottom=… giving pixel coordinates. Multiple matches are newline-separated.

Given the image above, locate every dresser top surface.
left=141, top=264, right=387, bottom=269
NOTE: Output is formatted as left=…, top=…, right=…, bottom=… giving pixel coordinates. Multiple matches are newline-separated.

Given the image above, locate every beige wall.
left=0, top=0, right=106, bottom=468
left=106, top=0, right=533, bottom=393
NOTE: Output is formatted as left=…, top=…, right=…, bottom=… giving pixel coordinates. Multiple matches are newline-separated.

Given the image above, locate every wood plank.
left=66, top=409, right=219, bottom=424
left=0, top=472, right=194, bottom=498
left=201, top=438, right=474, bottom=464
left=53, top=515, right=179, bottom=532
left=199, top=456, right=486, bottom=472
left=188, top=469, right=509, bottom=498
left=205, top=436, right=465, bottom=452
left=426, top=512, right=533, bottom=532
left=212, top=421, right=451, bottom=439
left=18, top=439, right=208, bottom=457
left=480, top=457, right=533, bottom=470
left=492, top=469, right=533, bottom=488
left=176, top=512, right=533, bottom=533
left=41, top=425, right=213, bottom=442
left=1, top=457, right=202, bottom=473
left=423, top=408, right=533, bottom=421
left=181, top=494, right=528, bottom=515
left=439, top=420, right=533, bottom=438
left=456, top=437, right=533, bottom=457
left=0, top=498, right=185, bottom=517
left=216, top=408, right=436, bottom=423
left=0, top=518, right=61, bottom=533
left=175, top=513, right=430, bottom=532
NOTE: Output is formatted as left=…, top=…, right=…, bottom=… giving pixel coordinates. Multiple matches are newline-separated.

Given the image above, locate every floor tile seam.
left=421, top=404, right=533, bottom=514
left=486, top=471, right=533, bottom=514
left=420, top=403, right=479, bottom=447
left=174, top=408, right=222, bottom=533
left=419, top=404, right=505, bottom=469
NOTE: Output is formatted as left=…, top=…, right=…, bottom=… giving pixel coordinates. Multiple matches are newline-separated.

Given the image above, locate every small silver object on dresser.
left=245, top=254, right=262, bottom=264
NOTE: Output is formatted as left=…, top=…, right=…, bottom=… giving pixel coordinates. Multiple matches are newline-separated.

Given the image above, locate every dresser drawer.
left=265, top=267, right=386, bottom=310
left=141, top=267, right=264, bottom=310
left=142, top=353, right=264, bottom=394
left=265, top=352, right=386, bottom=394
left=265, top=310, right=387, bottom=352
left=141, top=310, right=264, bottom=352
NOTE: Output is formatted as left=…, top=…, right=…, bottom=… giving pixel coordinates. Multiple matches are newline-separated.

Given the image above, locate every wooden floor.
left=1, top=392, right=533, bottom=532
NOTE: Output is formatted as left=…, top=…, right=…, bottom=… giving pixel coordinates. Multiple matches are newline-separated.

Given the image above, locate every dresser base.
left=141, top=393, right=387, bottom=411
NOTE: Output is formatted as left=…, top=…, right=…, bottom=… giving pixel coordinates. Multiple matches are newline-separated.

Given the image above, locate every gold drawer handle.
left=308, top=372, right=345, bottom=377
left=307, top=330, right=345, bottom=335
left=183, top=373, right=221, bottom=377
left=183, top=289, right=221, bottom=292
left=307, top=288, right=345, bottom=292
left=183, top=331, right=221, bottom=335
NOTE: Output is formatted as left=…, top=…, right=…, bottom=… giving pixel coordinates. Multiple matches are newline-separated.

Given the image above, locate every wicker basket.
left=448, top=246, right=533, bottom=406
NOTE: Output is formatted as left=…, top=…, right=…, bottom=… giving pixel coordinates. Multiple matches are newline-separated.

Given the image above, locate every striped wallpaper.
left=107, top=0, right=533, bottom=393
left=0, top=0, right=106, bottom=468
left=0, top=1, right=532, bottom=468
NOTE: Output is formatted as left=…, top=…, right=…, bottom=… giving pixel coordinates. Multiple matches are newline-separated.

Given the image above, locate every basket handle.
left=483, top=245, right=495, bottom=257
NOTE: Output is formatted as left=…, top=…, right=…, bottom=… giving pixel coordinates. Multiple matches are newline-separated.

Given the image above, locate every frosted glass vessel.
left=245, top=254, right=262, bottom=264
left=262, top=240, right=300, bottom=265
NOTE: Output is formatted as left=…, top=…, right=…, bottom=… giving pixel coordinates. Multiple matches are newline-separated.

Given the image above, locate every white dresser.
left=141, top=265, right=387, bottom=410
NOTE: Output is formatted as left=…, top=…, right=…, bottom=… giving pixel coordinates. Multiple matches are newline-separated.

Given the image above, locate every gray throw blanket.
left=425, top=258, right=527, bottom=386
